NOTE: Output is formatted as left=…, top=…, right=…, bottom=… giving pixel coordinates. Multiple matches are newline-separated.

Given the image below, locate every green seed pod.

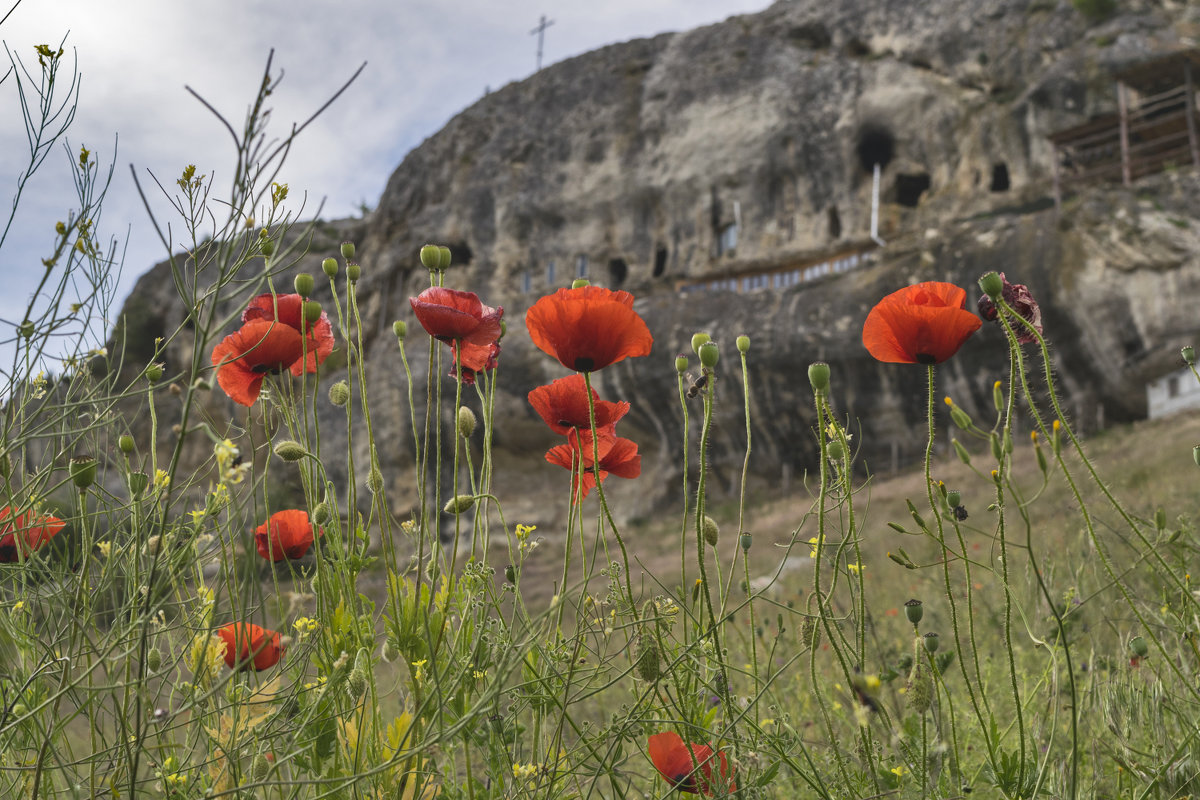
left=953, top=439, right=971, bottom=465
left=923, top=632, right=940, bottom=653
left=826, top=440, right=845, bottom=461
left=504, top=564, right=517, bottom=584
left=674, top=354, right=688, bottom=374
left=571, top=278, right=590, bottom=289
left=498, top=319, right=508, bottom=339
left=1182, top=346, right=1195, bottom=365
left=118, top=434, right=135, bottom=454
left=322, top=257, right=338, bottom=277
left=443, top=494, right=475, bottom=514
left=457, top=406, right=477, bottom=438
left=393, top=320, right=407, bottom=340
left=698, top=341, right=719, bottom=369
left=1129, top=636, right=1149, bottom=658
left=259, top=236, right=275, bottom=257
left=70, top=455, right=97, bottom=490
left=144, top=363, right=163, bottom=383
left=294, top=273, right=315, bottom=297
left=978, top=271, right=1003, bottom=300
left=1154, top=507, right=1167, bottom=531
left=328, top=380, right=350, bottom=406
left=347, top=668, right=367, bottom=699
left=702, top=516, right=720, bottom=546
left=345, top=262, right=361, bottom=282
left=690, top=332, right=710, bottom=354
left=273, top=440, right=307, bottom=462
left=303, top=301, right=323, bottom=325
left=366, top=467, right=385, bottom=495
left=340, top=241, right=356, bottom=260
left=419, top=244, right=441, bottom=270
left=18, top=321, right=35, bottom=339
left=904, top=599, right=924, bottom=625
left=128, top=471, right=149, bottom=497
left=146, top=647, right=162, bottom=672
left=808, top=362, right=831, bottom=393
left=946, top=490, right=961, bottom=508
left=739, top=532, right=752, bottom=552
left=736, top=335, right=750, bottom=353
left=437, top=246, right=452, bottom=270
left=312, top=502, right=331, bottom=525
left=635, top=632, right=661, bottom=682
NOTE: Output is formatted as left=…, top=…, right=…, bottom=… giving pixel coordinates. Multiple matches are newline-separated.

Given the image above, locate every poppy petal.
left=525, top=286, right=653, bottom=372
left=527, top=374, right=630, bottom=436
left=410, top=287, right=503, bottom=345
left=862, top=282, right=981, bottom=364
left=212, top=319, right=305, bottom=406
left=255, top=509, right=318, bottom=561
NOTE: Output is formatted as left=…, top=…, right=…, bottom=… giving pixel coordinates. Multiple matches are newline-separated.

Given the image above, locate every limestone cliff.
left=118, top=0, right=1200, bottom=522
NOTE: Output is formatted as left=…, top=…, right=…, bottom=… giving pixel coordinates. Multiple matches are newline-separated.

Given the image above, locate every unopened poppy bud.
left=419, top=245, right=441, bottom=270
left=905, top=599, right=924, bottom=625
left=675, top=354, right=688, bottom=374
left=294, top=273, right=315, bottom=297
left=393, top=320, right=407, bottom=340
left=690, top=332, right=710, bottom=354
left=366, top=467, right=385, bottom=495
left=1194, top=445, right=1200, bottom=468
left=923, top=631, right=940, bottom=653
left=303, top=301, right=323, bottom=325
left=808, top=362, right=831, bottom=392
left=499, top=319, right=508, bottom=339
left=979, top=271, right=1003, bottom=300
left=740, top=532, right=752, bottom=552
left=312, top=502, right=331, bottom=525
left=1182, top=346, right=1195, bottom=365
left=260, top=237, right=275, bottom=257
left=251, top=754, right=271, bottom=781
left=1129, top=635, right=1148, bottom=658
left=437, top=246, right=452, bottom=270
left=146, top=647, right=162, bottom=672
left=736, top=335, right=750, bottom=353
left=1154, top=507, right=1167, bottom=530
left=698, top=341, right=719, bottom=369
left=347, top=667, right=367, bottom=699
left=144, top=363, right=163, bottom=383
left=70, top=455, right=97, bottom=490
left=702, top=516, right=719, bottom=546
left=992, top=380, right=1003, bottom=413
left=119, top=434, right=135, bottom=454
left=571, top=278, right=590, bottom=289
left=907, top=657, right=932, bottom=714
left=504, top=564, right=517, bottom=584
left=329, top=380, right=350, bottom=406
left=273, top=440, right=308, bottom=462
left=128, top=471, right=149, bottom=497
left=635, top=633, right=661, bottom=682
left=457, top=406, right=477, bottom=438
left=322, top=257, right=338, bottom=277
left=952, top=439, right=971, bottom=464
left=18, top=321, right=34, bottom=339
left=381, top=639, right=398, bottom=663
left=443, top=494, right=475, bottom=514
left=345, top=262, right=361, bottom=282
left=340, top=241, right=356, bottom=260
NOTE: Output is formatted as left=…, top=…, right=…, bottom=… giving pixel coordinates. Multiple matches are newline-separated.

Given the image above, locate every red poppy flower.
left=216, top=622, right=284, bottom=671
left=410, top=287, right=503, bottom=347
left=255, top=509, right=320, bottom=561
left=545, top=428, right=640, bottom=499
left=528, top=374, right=631, bottom=436
left=450, top=340, right=501, bottom=385
left=862, top=282, right=982, bottom=364
left=976, top=273, right=1043, bottom=344
left=0, top=506, right=65, bottom=563
left=241, top=293, right=335, bottom=375
left=525, top=286, right=653, bottom=372
left=648, top=731, right=736, bottom=795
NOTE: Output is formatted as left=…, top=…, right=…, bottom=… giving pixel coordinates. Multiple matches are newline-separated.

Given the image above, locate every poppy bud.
left=346, top=262, right=361, bottom=282
left=438, top=246, right=452, bottom=270
left=690, top=332, right=710, bottom=354
left=260, top=236, right=275, bottom=257
left=443, top=494, right=475, bottom=514
left=420, top=245, right=441, bottom=270
left=70, top=455, right=97, bottom=490
left=322, top=257, right=338, bottom=277
left=907, top=656, right=932, bottom=714
left=499, top=319, right=508, bottom=339
left=702, top=516, right=719, bottom=546
left=740, top=532, right=752, bottom=552
left=674, top=354, right=688, bottom=374
left=251, top=754, right=271, bottom=781
left=736, top=335, right=750, bottom=353
left=457, top=406, right=477, bottom=438
left=393, top=320, right=407, bottom=340
left=904, top=599, right=923, bottom=625
left=1182, top=346, right=1195, bottom=365
left=1129, top=636, right=1148, bottom=658
left=1154, top=507, right=1166, bottom=530
left=698, top=341, right=719, bottom=369
left=808, top=362, right=830, bottom=393
left=635, top=632, right=661, bottom=682
left=504, top=564, right=517, bottom=584
left=312, top=502, right=331, bottom=525
left=128, top=471, right=149, bottom=497
left=366, top=467, right=385, bottom=495
left=381, top=639, right=398, bottom=663
left=294, top=273, right=315, bottom=297
left=146, top=647, right=162, bottom=672
left=923, top=632, right=940, bottom=653
left=273, top=440, right=308, bottom=462
left=340, top=241, right=356, bottom=260
left=119, top=434, right=135, bottom=454
left=978, top=271, right=1003, bottom=300
left=329, top=380, right=350, bottom=406
left=953, top=439, right=971, bottom=465
left=144, top=363, right=163, bottom=383
left=303, top=301, right=322, bottom=325
left=572, top=278, right=590, bottom=289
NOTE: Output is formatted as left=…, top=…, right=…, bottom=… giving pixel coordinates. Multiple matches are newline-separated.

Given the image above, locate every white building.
left=1146, top=366, right=1200, bottom=418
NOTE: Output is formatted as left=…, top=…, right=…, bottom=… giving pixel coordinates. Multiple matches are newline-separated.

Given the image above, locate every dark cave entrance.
left=895, top=173, right=931, bottom=207
left=608, top=258, right=628, bottom=287
left=991, top=162, right=1010, bottom=192
left=856, top=122, right=895, bottom=172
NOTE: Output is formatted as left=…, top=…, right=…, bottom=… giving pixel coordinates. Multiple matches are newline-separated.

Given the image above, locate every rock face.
left=119, top=0, right=1200, bottom=523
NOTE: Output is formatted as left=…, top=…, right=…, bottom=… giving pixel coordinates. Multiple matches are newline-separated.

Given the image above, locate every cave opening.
left=608, top=258, right=627, bottom=287
left=895, top=173, right=931, bottom=207
left=855, top=122, right=895, bottom=172
left=448, top=241, right=473, bottom=266
left=827, top=206, right=842, bottom=239
left=653, top=246, right=668, bottom=277
left=991, top=162, right=1010, bottom=192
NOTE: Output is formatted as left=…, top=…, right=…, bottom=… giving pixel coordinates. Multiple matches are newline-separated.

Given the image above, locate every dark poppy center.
left=915, top=353, right=937, bottom=365
left=557, top=420, right=574, bottom=428
left=670, top=773, right=698, bottom=792
left=573, top=357, right=595, bottom=372
left=0, top=541, right=16, bottom=562
left=251, top=363, right=286, bottom=374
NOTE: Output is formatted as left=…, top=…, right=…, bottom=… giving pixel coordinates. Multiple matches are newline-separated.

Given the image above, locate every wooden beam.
left=1185, top=61, right=1200, bottom=170
left=1118, top=80, right=1132, bottom=186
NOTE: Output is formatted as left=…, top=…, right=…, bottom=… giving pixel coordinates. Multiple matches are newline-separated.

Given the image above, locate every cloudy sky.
left=0, top=0, right=770, bottom=366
